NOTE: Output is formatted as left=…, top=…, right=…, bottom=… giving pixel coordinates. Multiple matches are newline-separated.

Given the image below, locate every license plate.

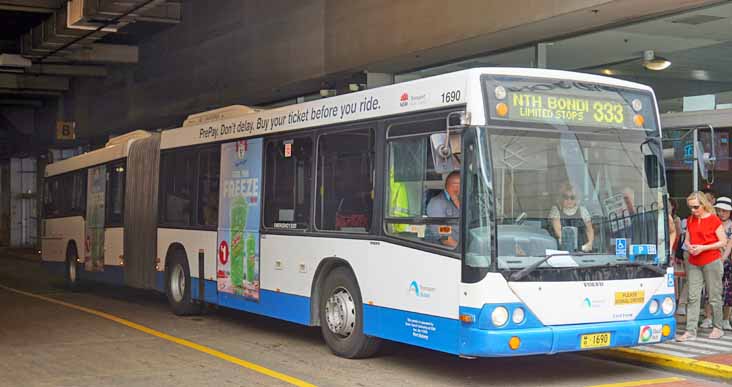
left=581, top=333, right=611, bottom=349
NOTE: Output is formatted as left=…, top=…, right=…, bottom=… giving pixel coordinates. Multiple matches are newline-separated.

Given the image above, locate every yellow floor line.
left=586, top=376, right=684, bottom=387
left=598, top=347, right=732, bottom=381
left=0, top=284, right=317, bottom=387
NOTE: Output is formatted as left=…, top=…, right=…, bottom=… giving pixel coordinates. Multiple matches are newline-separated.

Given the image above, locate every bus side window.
left=160, top=151, right=196, bottom=226
left=264, top=137, right=313, bottom=230
left=197, top=148, right=220, bottom=227
left=315, top=128, right=374, bottom=233
left=385, top=117, right=461, bottom=250
left=106, top=162, right=125, bottom=226
left=70, top=171, right=86, bottom=215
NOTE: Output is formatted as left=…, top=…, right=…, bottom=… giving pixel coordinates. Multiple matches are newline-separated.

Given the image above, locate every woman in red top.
left=677, top=192, right=728, bottom=341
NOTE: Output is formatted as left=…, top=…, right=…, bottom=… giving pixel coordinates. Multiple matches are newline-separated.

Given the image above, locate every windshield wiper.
left=509, top=252, right=607, bottom=281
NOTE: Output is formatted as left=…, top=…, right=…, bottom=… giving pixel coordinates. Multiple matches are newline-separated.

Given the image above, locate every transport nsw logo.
left=400, top=93, right=409, bottom=107
left=399, top=92, right=428, bottom=108
left=408, top=281, right=435, bottom=298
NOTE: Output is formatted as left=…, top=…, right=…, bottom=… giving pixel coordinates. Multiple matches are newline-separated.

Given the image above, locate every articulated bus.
left=42, top=68, right=675, bottom=358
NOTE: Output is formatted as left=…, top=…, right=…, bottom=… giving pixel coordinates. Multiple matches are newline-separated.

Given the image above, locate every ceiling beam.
left=65, top=43, right=138, bottom=63
left=0, top=98, right=44, bottom=107
left=0, top=89, right=62, bottom=97
left=0, top=73, right=69, bottom=91
left=26, top=63, right=107, bottom=77
left=0, top=0, right=62, bottom=13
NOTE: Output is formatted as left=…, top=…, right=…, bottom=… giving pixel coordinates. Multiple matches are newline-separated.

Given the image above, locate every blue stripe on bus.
left=42, top=260, right=677, bottom=357
left=362, top=304, right=460, bottom=354
left=42, top=261, right=126, bottom=285
left=217, top=289, right=311, bottom=326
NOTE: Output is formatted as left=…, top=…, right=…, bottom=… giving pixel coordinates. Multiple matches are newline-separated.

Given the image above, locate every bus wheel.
left=65, top=244, right=80, bottom=290
left=165, top=254, right=201, bottom=316
left=319, top=266, right=381, bottom=358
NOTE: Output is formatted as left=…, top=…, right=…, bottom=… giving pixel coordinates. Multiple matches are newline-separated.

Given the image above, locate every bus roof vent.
left=183, top=105, right=261, bottom=127
left=105, top=130, right=151, bottom=147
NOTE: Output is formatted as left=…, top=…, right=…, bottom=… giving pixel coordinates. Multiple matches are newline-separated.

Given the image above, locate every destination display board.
left=485, top=76, right=657, bottom=131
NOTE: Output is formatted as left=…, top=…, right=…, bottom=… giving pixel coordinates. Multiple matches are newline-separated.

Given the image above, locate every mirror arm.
left=441, top=111, right=468, bottom=158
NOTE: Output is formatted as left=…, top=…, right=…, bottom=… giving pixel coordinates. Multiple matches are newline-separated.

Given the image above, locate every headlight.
left=648, top=299, right=659, bottom=314
left=492, top=306, right=509, bottom=327
left=512, top=307, right=525, bottom=324
left=662, top=297, right=674, bottom=315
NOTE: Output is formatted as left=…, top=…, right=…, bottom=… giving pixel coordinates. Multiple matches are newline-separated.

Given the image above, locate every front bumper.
left=459, top=316, right=676, bottom=357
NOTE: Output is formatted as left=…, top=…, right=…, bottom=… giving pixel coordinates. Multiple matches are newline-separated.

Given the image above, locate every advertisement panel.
left=85, top=165, right=105, bottom=271
left=217, top=139, right=262, bottom=301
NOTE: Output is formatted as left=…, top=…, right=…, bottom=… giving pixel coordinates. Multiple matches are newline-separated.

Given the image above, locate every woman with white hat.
left=715, top=196, right=732, bottom=330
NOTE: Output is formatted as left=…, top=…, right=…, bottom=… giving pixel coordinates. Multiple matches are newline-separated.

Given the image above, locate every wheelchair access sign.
left=615, top=238, right=627, bottom=257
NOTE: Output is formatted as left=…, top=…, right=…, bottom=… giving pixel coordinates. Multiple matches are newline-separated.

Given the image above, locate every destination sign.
left=508, top=93, right=630, bottom=127
left=485, top=76, right=657, bottom=130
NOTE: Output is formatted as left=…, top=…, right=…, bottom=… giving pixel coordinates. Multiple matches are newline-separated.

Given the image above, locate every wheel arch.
left=66, top=239, right=79, bottom=260
left=310, top=256, right=357, bottom=326
left=164, top=242, right=188, bottom=271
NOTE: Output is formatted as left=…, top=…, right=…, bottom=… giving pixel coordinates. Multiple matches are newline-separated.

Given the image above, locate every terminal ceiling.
left=0, top=0, right=180, bottom=156
left=401, top=2, right=732, bottom=113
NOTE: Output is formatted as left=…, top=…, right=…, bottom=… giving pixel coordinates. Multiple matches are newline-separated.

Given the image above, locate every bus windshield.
left=465, top=125, right=667, bottom=271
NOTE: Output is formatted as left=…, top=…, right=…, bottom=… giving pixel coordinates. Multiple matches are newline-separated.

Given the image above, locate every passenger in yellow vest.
left=389, top=168, right=410, bottom=233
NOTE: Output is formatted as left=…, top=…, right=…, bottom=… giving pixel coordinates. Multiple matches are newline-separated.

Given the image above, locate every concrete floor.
left=0, top=255, right=723, bottom=387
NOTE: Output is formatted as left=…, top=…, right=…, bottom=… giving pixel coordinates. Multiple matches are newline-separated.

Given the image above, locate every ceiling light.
left=601, top=69, right=614, bottom=76
left=691, top=70, right=710, bottom=80
left=643, top=50, right=671, bottom=71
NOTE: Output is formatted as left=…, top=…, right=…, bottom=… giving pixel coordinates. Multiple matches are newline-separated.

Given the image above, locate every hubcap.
left=325, top=286, right=356, bottom=338
left=170, top=264, right=185, bottom=303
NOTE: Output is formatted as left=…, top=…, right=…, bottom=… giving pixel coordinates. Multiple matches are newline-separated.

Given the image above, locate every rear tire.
left=165, top=253, right=201, bottom=316
left=319, top=266, right=381, bottom=358
left=65, top=244, right=80, bottom=291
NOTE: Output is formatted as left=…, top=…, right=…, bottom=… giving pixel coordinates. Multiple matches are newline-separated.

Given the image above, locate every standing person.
left=677, top=192, right=728, bottom=341
left=669, top=199, right=682, bottom=253
left=669, top=207, right=677, bottom=268
left=700, top=191, right=717, bottom=328
left=669, top=199, right=687, bottom=315
left=715, top=196, right=732, bottom=330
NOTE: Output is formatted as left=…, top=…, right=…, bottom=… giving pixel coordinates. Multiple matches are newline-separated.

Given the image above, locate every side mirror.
left=644, top=154, right=666, bottom=188
left=430, top=133, right=461, bottom=174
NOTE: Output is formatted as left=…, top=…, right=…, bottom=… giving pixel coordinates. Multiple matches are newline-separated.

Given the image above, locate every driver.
left=549, top=183, right=594, bottom=252
left=426, top=171, right=460, bottom=248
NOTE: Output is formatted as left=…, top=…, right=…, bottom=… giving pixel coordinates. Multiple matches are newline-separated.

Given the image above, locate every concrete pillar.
left=535, top=43, right=549, bottom=69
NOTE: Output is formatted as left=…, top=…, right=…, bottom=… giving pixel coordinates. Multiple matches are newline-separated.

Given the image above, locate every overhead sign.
left=504, top=92, right=634, bottom=128
left=485, top=76, right=657, bottom=131
left=56, top=121, right=76, bottom=140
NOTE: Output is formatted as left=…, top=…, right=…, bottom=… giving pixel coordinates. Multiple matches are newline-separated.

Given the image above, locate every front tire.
left=165, top=253, right=201, bottom=316
left=319, top=266, right=381, bottom=358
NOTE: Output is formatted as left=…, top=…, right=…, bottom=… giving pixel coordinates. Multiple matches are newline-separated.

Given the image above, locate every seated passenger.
left=549, top=183, right=594, bottom=252
left=426, top=171, right=460, bottom=248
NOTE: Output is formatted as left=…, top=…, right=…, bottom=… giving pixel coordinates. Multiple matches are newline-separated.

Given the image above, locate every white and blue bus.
left=42, top=68, right=675, bottom=358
